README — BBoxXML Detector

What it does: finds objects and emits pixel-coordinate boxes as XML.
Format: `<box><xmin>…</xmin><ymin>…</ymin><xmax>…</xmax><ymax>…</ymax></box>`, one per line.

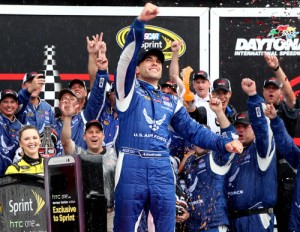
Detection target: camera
<box><xmin>37</xmin><ymin>70</ymin><xmax>45</xmax><ymax>79</ymax></box>
<box><xmin>176</xmin><ymin>206</ymin><xmax>184</xmax><ymax>216</ymax></box>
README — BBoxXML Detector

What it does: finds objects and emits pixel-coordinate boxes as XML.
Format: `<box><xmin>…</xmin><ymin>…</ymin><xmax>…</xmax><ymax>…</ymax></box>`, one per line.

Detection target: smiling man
<box><xmin>68</xmin><ymin>79</ymin><xmax>88</xmax><ymax>111</ymax></box>
<box><xmin>60</xmin><ymin>99</ymin><xmax>115</xmax><ymax>214</ymax></box>
<box><xmin>113</xmin><ymin>3</ymin><xmax>243</xmax><ymax>231</ymax></box>
<box><xmin>0</xmin><ymin>90</ymin><xmax>27</xmax><ymax>175</ymax></box>
<box><xmin>227</xmin><ymin>78</ymin><xmax>277</xmax><ymax>232</ymax></box>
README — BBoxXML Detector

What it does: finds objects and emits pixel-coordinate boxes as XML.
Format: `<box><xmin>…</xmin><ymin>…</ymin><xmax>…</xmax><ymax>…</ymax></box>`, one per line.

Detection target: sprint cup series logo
<box><xmin>116</xmin><ymin>25</ymin><xmax>186</xmax><ymax>60</ymax></box>
<box><xmin>235</xmin><ymin>24</ymin><xmax>300</xmax><ymax>56</ymax></box>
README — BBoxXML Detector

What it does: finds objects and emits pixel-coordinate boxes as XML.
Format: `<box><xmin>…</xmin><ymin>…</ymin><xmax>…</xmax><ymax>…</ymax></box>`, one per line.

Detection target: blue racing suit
<box><xmin>0</xmin><ymin>88</ymin><xmax>30</xmax><ymax>175</ymax></box>
<box><xmin>270</xmin><ymin>116</ymin><xmax>300</xmax><ymax>231</ymax></box>
<box><xmin>226</xmin><ymin>94</ymin><xmax>277</xmax><ymax>232</ymax></box>
<box><xmin>18</xmin><ymin>97</ymin><xmax>55</xmax><ymax>134</ymax></box>
<box><xmin>0</xmin><ymin>114</ymin><xmax>22</xmax><ymax>175</ymax></box>
<box><xmin>54</xmin><ymin>70</ymin><xmax>108</xmax><ymax>149</ymax></box>
<box><xmin>114</xmin><ymin>18</ymin><xmax>233</xmax><ymax>232</ymax></box>
<box><xmin>184</xmin><ymin>125</ymin><xmax>236</xmax><ymax>231</ymax></box>
<box><xmin>100</xmin><ymin>100</ymin><xmax>119</xmax><ymax>149</ymax></box>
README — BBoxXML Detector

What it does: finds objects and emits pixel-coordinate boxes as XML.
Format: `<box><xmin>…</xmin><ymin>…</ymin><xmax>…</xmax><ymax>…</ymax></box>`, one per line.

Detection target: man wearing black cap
<box><xmin>113</xmin><ymin>3</ymin><xmax>243</xmax><ymax>231</ymax></box>
<box><xmin>227</xmin><ymin>78</ymin><xmax>277</xmax><ymax>232</ymax></box>
<box><xmin>68</xmin><ymin>79</ymin><xmax>88</xmax><ymax>111</ymax></box>
<box><xmin>263</xmin><ymin>52</ymin><xmax>299</xmax><ymax>232</ymax></box>
<box><xmin>18</xmin><ymin>71</ymin><xmax>55</xmax><ymax>133</ymax></box>
<box><xmin>161</xmin><ymin>82</ymin><xmax>177</xmax><ymax>95</ymax></box>
<box><xmin>193</xmin><ymin>70</ymin><xmax>210</xmax><ymax>106</ymax></box>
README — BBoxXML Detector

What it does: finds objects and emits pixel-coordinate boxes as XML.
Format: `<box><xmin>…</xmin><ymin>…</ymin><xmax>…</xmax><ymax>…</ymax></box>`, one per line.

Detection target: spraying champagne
<box><xmin>182</xmin><ymin>66</ymin><xmax>194</xmax><ymax>101</ymax></box>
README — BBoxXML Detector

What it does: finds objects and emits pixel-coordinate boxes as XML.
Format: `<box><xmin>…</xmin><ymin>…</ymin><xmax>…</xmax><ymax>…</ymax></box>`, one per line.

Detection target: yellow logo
<box><xmin>32</xmin><ymin>190</ymin><xmax>45</xmax><ymax>215</ymax></box>
<box><xmin>116</xmin><ymin>25</ymin><xmax>186</xmax><ymax>61</ymax></box>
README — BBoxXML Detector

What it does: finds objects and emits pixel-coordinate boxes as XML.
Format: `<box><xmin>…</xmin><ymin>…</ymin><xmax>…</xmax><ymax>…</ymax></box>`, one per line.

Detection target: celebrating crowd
<box><xmin>0</xmin><ymin>2</ymin><xmax>299</xmax><ymax>232</ymax></box>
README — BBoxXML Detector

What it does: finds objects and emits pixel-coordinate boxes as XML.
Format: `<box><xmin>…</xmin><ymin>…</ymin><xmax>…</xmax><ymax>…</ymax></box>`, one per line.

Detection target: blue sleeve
<box><xmin>248</xmin><ymin>94</ymin><xmax>275</xmax><ymax>158</ymax></box>
<box><xmin>271</xmin><ymin>116</ymin><xmax>300</xmax><ymax>169</ymax></box>
<box><xmin>171</xmin><ymin>106</ymin><xmax>231</xmax><ymax>154</ymax></box>
<box><xmin>220</xmin><ymin>124</ymin><xmax>238</xmax><ymax>140</ymax></box>
<box><xmin>83</xmin><ymin>70</ymin><xmax>109</xmax><ymax>121</ymax></box>
<box><xmin>16</xmin><ymin>88</ymin><xmax>31</xmax><ymax>117</ymax></box>
<box><xmin>0</xmin><ymin>138</ymin><xmax>18</xmax><ymax>176</ymax></box>
<box><xmin>49</xmin><ymin>107</ymin><xmax>55</xmax><ymax>126</ymax></box>
<box><xmin>213</xmin><ymin>124</ymin><xmax>237</xmax><ymax>166</ymax></box>
<box><xmin>115</xmin><ymin>18</ymin><xmax>145</xmax><ymax>100</ymax></box>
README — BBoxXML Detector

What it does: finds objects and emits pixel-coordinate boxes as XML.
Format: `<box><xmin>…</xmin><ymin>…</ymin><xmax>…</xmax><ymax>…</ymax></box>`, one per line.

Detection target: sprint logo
<box><xmin>9</xmin><ymin>190</ymin><xmax>45</xmax><ymax>216</ymax></box>
<box><xmin>32</xmin><ymin>190</ymin><xmax>45</xmax><ymax>215</ymax></box>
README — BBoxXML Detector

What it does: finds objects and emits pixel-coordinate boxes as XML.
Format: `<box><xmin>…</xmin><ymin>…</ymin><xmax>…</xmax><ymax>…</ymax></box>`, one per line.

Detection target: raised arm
<box><xmin>60</xmin><ymin>100</ymin><xmax>79</xmax><ymax>155</ymax></box>
<box><xmin>171</xmin><ymin>102</ymin><xmax>243</xmax><ymax>155</ymax></box>
<box><xmin>116</xmin><ymin>3</ymin><xmax>159</xmax><ymax>102</ymax></box>
<box><xmin>209</xmin><ymin>95</ymin><xmax>230</xmax><ymax>129</ymax></box>
<box><xmin>169</xmin><ymin>41</ymin><xmax>185</xmax><ymax>96</ymax></box>
<box><xmin>242</xmin><ymin>78</ymin><xmax>275</xmax><ymax>158</ymax></box>
<box><xmin>82</xmin><ymin>39</ymin><xmax>109</xmax><ymax>121</ymax></box>
<box><xmin>265</xmin><ymin>103</ymin><xmax>300</xmax><ymax>169</ymax></box>
<box><xmin>17</xmin><ymin>74</ymin><xmax>45</xmax><ymax>117</ymax></box>
<box><xmin>87</xmin><ymin>33</ymin><xmax>106</xmax><ymax>89</ymax></box>
<box><xmin>263</xmin><ymin>52</ymin><xmax>296</xmax><ymax>109</ymax></box>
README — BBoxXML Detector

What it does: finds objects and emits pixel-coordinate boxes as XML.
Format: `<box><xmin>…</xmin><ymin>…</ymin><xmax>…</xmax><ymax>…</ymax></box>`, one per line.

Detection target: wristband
<box><xmin>273</xmin><ymin>65</ymin><xmax>280</xmax><ymax>71</ymax></box>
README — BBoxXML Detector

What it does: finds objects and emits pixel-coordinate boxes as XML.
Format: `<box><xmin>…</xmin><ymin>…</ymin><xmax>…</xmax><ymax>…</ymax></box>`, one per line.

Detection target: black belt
<box><xmin>230</xmin><ymin>208</ymin><xmax>273</xmax><ymax>218</ymax></box>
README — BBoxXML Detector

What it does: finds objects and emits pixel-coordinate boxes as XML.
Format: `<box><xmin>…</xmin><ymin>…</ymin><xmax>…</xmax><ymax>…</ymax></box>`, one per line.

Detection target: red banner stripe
<box><xmin>0</xmin><ymin>73</ymin><xmax>114</xmax><ymax>81</ymax></box>
<box><xmin>294</xmin><ymin>138</ymin><xmax>300</xmax><ymax>146</ymax></box>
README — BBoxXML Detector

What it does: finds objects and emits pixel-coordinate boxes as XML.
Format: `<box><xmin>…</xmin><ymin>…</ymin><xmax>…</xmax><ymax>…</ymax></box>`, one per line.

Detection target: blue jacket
<box><xmin>18</xmin><ymin>97</ymin><xmax>55</xmax><ymax>134</ymax></box>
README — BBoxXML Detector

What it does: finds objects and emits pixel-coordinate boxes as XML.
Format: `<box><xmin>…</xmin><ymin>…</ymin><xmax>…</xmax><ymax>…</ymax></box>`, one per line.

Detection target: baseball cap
<box><xmin>58</xmin><ymin>89</ymin><xmax>78</xmax><ymax>100</ymax></box>
<box><xmin>137</xmin><ymin>48</ymin><xmax>165</xmax><ymax>65</ymax></box>
<box><xmin>68</xmin><ymin>79</ymin><xmax>87</xmax><ymax>90</ymax></box>
<box><xmin>212</xmin><ymin>78</ymin><xmax>231</xmax><ymax>92</ymax></box>
<box><xmin>85</xmin><ymin>120</ymin><xmax>103</xmax><ymax>131</ymax></box>
<box><xmin>234</xmin><ymin>111</ymin><xmax>250</xmax><ymax>125</ymax></box>
<box><xmin>0</xmin><ymin>89</ymin><xmax>18</xmax><ymax>102</ymax></box>
<box><xmin>161</xmin><ymin>82</ymin><xmax>177</xmax><ymax>93</ymax></box>
<box><xmin>263</xmin><ymin>77</ymin><xmax>282</xmax><ymax>88</ymax></box>
<box><xmin>193</xmin><ymin>70</ymin><xmax>209</xmax><ymax>81</ymax></box>
<box><xmin>23</xmin><ymin>71</ymin><xmax>38</xmax><ymax>84</ymax></box>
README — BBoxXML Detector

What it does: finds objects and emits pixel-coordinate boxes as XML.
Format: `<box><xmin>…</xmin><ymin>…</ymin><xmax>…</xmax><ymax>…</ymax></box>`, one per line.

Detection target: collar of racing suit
<box><xmin>22</xmin><ymin>153</ymin><xmax>42</xmax><ymax>166</ymax></box>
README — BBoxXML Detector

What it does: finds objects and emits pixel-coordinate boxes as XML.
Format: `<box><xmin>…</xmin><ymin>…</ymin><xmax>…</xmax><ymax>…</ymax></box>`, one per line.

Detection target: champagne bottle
<box><xmin>182</xmin><ymin>66</ymin><xmax>194</xmax><ymax>101</ymax></box>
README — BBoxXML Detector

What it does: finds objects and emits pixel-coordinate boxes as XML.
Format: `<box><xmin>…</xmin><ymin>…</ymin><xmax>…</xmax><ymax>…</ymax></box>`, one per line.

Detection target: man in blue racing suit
<box><xmin>113</xmin><ymin>3</ymin><xmax>243</xmax><ymax>232</ymax></box>
<box><xmin>265</xmin><ymin>103</ymin><xmax>300</xmax><ymax>231</ymax></box>
<box><xmin>226</xmin><ymin>78</ymin><xmax>277</xmax><ymax>232</ymax></box>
